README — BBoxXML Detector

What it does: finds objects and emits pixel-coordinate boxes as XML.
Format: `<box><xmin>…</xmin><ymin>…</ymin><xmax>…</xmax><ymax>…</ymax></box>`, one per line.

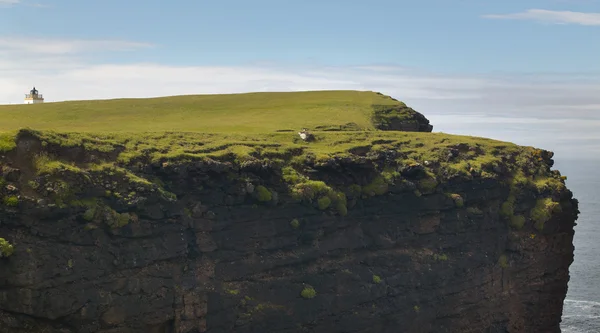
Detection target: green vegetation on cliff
<box><xmin>0</xmin><ymin>90</ymin><xmax>568</xmax><ymax>233</ymax></box>
<box><xmin>300</xmin><ymin>286</ymin><xmax>317</xmax><ymax>299</ymax></box>
<box><xmin>0</xmin><ymin>238</ymin><xmax>14</xmax><ymax>257</ymax></box>
<box><xmin>0</xmin><ymin>127</ymin><xmax>568</xmax><ymax>230</ymax></box>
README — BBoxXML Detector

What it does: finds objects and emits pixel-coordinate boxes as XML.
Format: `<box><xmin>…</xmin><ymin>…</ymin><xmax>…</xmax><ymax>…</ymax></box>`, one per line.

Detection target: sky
<box><xmin>1</xmin><ymin>0</ymin><xmax>599</xmax><ymax>161</ymax></box>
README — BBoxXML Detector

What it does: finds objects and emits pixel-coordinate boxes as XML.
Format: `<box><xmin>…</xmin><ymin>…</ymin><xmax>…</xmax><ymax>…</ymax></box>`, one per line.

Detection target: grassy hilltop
<box><xmin>0</xmin><ymin>89</ymin><xmax>492</xmax><ymax>170</ymax></box>
<box><xmin>0</xmin><ymin>90</ymin><xmax>568</xmax><ymax>231</ymax></box>
<box><xmin>0</xmin><ymin>90</ymin><xmax>419</xmax><ymax>133</ymax></box>
<box><xmin>0</xmin><ymin>90</ymin><xmax>550</xmax><ymax>179</ymax></box>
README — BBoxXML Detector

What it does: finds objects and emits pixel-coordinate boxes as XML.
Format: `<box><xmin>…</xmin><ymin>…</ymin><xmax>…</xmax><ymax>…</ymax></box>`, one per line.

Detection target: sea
<box><xmin>556</xmin><ymin>159</ymin><xmax>600</xmax><ymax>333</ymax></box>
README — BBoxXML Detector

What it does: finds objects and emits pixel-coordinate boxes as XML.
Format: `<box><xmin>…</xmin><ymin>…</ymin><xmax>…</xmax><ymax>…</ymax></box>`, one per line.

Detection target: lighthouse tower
<box><xmin>24</xmin><ymin>86</ymin><xmax>44</xmax><ymax>104</ymax></box>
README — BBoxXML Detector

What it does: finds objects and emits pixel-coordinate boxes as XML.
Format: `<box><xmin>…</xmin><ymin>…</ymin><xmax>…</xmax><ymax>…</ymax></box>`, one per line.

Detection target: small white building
<box><xmin>24</xmin><ymin>86</ymin><xmax>44</xmax><ymax>104</ymax></box>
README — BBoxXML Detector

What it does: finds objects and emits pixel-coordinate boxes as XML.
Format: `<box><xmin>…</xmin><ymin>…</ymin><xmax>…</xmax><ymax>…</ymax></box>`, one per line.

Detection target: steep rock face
<box><xmin>371</xmin><ymin>102</ymin><xmax>433</xmax><ymax>132</ymax></box>
<box><xmin>0</xmin><ymin>130</ymin><xmax>578</xmax><ymax>333</ymax></box>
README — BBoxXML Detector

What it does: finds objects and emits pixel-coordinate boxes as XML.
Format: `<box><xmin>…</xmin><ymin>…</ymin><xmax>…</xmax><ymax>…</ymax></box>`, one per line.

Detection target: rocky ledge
<box><xmin>0</xmin><ymin>128</ymin><xmax>578</xmax><ymax>333</ymax></box>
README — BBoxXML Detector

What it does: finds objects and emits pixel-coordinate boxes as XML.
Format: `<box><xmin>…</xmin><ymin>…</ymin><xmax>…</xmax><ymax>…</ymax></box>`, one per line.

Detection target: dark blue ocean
<box><xmin>556</xmin><ymin>159</ymin><xmax>600</xmax><ymax>333</ymax></box>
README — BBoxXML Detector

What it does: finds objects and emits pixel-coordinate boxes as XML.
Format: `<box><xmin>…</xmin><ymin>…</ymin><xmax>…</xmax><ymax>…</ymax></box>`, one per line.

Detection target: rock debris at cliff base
<box><xmin>0</xmin><ymin>127</ymin><xmax>578</xmax><ymax>333</ymax></box>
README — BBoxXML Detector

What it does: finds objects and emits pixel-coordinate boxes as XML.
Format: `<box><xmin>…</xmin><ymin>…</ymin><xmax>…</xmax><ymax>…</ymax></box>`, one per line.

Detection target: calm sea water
<box><xmin>555</xmin><ymin>159</ymin><xmax>600</xmax><ymax>333</ymax></box>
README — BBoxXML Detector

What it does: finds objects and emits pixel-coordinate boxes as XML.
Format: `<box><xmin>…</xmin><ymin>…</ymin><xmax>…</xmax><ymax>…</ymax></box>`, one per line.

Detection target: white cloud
<box><xmin>0</xmin><ymin>37</ymin><xmax>153</xmax><ymax>55</ymax></box>
<box><xmin>483</xmin><ymin>9</ymin><xmax>600</xmax><ymax>26</ymax></box>
<box><xmin>0</xmin><ymin>0</ymin><xmax>19</xmax><ymax>7</ymax></box>
<box><xmin>351</xmin><ymin>65</ymin><xmax>406</xmax><ymax>72</ymax></box>
<box><xmin>0</xmin><ymin>0</ymin><xmax>50</xmax><ymax>7</ymax></box>
<box><xmin>0</xmin><ymin>36</ymin><xmax>599</xmax><ymax>161</ymax></box>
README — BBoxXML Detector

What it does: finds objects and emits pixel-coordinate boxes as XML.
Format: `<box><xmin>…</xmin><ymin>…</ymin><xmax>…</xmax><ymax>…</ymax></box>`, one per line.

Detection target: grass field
<box><xmin>0</xmin><ymin>90</ymin><xmax>406</xmax><ymax>133</ymax></box>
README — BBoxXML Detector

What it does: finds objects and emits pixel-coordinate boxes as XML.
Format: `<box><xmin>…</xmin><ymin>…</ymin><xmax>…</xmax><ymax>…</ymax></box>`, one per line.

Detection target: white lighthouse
<box><xmin>24</xmin><ymin>86</ymin><xmax>44</xmax><ymax>104</ymax></box>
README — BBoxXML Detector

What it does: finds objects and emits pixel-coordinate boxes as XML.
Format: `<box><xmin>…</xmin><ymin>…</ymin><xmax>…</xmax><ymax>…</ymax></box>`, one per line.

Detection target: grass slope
<box><xmin>0</xmin><ymin>90</ymin><xmax>404</xmax><ymax>133</ymax></box>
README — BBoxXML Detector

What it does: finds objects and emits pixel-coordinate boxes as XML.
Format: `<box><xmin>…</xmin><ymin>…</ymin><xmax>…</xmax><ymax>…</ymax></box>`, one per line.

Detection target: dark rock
<box><xmin>448</xmin><ymin>148</ymin><xmax>460</xmax><ymax>158</ymax></box>
<box><xmin>0</xmin><ymin>148</ymin><xmax>579</xmax><ymax>333</ymax></box>
<box><xmin>400</xmin><ymin>163</ymin><xmax>426</xmax><ymax>179</ymax></box>
<box><xmin>0</xmin><ymin>166</ymin><xmax>21</xmax><ymax>182</ymax></box>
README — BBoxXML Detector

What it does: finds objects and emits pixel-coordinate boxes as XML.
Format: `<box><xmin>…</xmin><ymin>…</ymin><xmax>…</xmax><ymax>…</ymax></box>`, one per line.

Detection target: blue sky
<box><xmin>1</xmin><ymin>0</ymin><xmax>600</xmax><ymax>160</ymax></box>
<box><xmin>3</xmin><ymin>0</ymin><xmax>600</xmax><ymax>72</ymax></box>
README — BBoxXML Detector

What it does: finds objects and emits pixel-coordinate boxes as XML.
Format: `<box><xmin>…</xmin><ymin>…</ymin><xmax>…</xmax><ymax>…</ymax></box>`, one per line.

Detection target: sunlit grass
<box><xmin>0</xmin><ymin>90</ymin><xmax>405</xmax><ymax>133</ymax></box>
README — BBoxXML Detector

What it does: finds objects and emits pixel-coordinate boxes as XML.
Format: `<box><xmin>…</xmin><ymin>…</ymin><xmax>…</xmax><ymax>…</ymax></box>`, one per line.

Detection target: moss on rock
<box><xmin>510</xmin><ymin>215</ymin><xmax>526</xmax><ymax>230</ymax></box>
<box><xmin>317</xmin><ymin>196</ymin><xmax>331</xmax><ymax>210</ymax></box>
<box><xmin>2</xmin><ymin>195</ymin><xmax>18</xmax><ymax>207</ymax></box>
<box><xmin>531</xmin><ymin>198</ymin><xmax>561</xmax><ymax>231</ymax></box>
<box><xmin>0</xmin><ymin>122</ymin><xmax>570</xmax><ymax>226</ymax></box>
<box><xmin>448</xmin><ymin>193</ymin><xmax>464</xmax><ymax>208</ymax></box>
<box><xmin>255</xmin><ymin>185</ymin><xmax>273</xmax><ymax>202</ymax></box>
<box><xmin>0</xmin><ymin>238</ymin><xmax>14</xmax><ymax>257</ymax></box>
<box><xmin>362</xmin><ymin>176</ymin><xmax>388</xmax><ymax>197</ymax></box>
<box><xmin>300</xmin><ymin>286</ymin><xmax>317</xmax><ymax>299</ymax></box>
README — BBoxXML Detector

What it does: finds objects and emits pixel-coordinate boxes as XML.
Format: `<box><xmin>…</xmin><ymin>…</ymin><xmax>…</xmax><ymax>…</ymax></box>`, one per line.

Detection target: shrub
<box><xmin>317</xmin><ymin>196</ymin><xmax>331</xmax><ymax>210</ymax></box>
<box><xmin>226</xmin><ymin>289</ymin><xmax>239</xmax><ymax>295</ymax></box>
<box><xmin>116</xmin><ymin>213</ymin><xmax>130</xmax><ymax>228</ymax></box>
<box><xmin>290</xmin><ymin>218</ymin><xmax>300</xmax><ymax>229</ymax></box>
<box><xmin>466</xmin><ymin>207</ymin><xmax>483</xmax><ymax>215</ymax></box>
<box><xmin>84</xmin><ymin>223</ymin><xmax>98</xmax><ymax>230</ymax></box>
<box><xmin>255</xmin><ymin>185</ymin><xmax>272</xmax><ymax>202</ymax></box>
<box><xmin>3</xmin><ymin>195</ymin><xmax>18</xmax><ymax>207</ymax></box>
<box><xmin>500</xmin><ymin>195</ymin><xmax>515</xmax><ymax>219</ymax></box>
<box><xmin>347</xmin><ymin>184</ymin><xmax>362</xmax><ymax>197</ymax></box>
<box><xmin>83</xmin><ymin>207</ymin><xmax>96</xmax><ymax>221</ymax></box>
<box><xmin>530</xmin><ymin>198</ymin><xmax>560</xmax><ymax>230</ymax></box>
<box><xmin>336</xmin><ymin>202</ymin><xmax>348</xmax><ymax>216</ymax></box>
<box><xmin>282</xmin><ymin>167</ymin><xmax>302</xmax><ymax>184</ymax></box>
<box><xmin>382</xmin><ymin>167</ymin><xmax>400</xmax><ymax>183</ymax></box>
<box><xmin>0</xmin><ymin>134</ymin><xmax>16</xmax><ymax>153</ymax></box>
<box><xmin>291</xmin><ymin>181</ymin><xmax>347</xmax><ymax>215</ymax></box>
<box><xmin>498</xmin><ymin>254</ymin><xmax>508</xmax><ymax>268</ymax></box>
<box><xmin>418</xmin><ymin>176</ymin><xmax>438</xmax><ymax>193</ymax></box>
<box><xmin>449</xmin><ymin>194</ymin><xmax>464</xmax><ymax>207</ymax></box>
<box><xmin>27</xmin><ymin>180</ymin><xmax>39</xmax><ymax>189</ymax></box>
<box><xmin>103</xmin><ymin>207</ymin><xmax>132</xmax><ymax>229</ymax></box>
<box><xmin>510</xmin><ymin>215</ymin><xmax>526</xmax><ymax>229</ymax></box>
<box><xmin>362</xmin><ymin>176</ymin><xmax>388</xmax><ymax>196</ymax></box>
<box><xmin>300</xmin><ymin>286</ymin><xmax>317</xmax><ymax>299</ymax></box>
<box><xmin>372</xmin><ymin>275</ymin><xmax>382</xmax><ymax>284</ymax></box>
<box><xmin>291</xmin><ymin>180</ymin><xmax>330</xmax><ymax>201</ymax></box>
<box><xmin>0</xmin><ymin>238</ymin><xmax>14</xmax><ymax>257</ymax></box>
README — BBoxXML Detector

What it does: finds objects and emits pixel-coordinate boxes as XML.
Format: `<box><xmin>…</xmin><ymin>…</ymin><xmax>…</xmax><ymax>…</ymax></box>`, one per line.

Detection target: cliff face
<box><xmin>371</xmin><ymin>103</ymin><xmax>433</xmax><ymax>132</ymax></box>
<box><xmin>0</xmin><ymin>129</ymin><xmax>578</xmax><ymax>333</ymax></box>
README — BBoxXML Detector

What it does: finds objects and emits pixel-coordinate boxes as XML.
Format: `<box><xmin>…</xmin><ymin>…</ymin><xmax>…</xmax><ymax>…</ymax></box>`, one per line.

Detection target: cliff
<box><xmin>0</xmin><ymin>92</ymin><xmax>578</xmax><ymax>333</ymax></box>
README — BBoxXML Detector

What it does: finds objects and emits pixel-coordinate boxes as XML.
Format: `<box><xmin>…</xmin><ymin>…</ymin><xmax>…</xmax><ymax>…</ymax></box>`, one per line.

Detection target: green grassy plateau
<box><xmin>0</xmin><ymin>89</ymin><xmax>497</xmax><ymax>170</ymax></box>
<box><xmin>0</xmin><ymin>90</ymin><xmax>568</xmax><ymax>232</ymax></box>
<box><xmin>0</xmin><ymin>90</ymin><xmax>409</xmax><ymax>133</ymax></box>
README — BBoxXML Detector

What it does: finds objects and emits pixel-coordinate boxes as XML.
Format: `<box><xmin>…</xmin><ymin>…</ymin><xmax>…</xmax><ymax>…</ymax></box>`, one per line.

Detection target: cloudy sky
<box><xmin>1</xmin><ymin>0</ymin><xmax>599</xmax><ymax>161</ymax></box>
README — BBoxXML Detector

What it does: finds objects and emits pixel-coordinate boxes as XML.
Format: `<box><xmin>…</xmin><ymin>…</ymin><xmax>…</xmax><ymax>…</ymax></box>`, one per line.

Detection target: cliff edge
<box><xmin>0</xmin><ymin>91</ymin><xmax>578</xmax><ymax>333</ymax></box>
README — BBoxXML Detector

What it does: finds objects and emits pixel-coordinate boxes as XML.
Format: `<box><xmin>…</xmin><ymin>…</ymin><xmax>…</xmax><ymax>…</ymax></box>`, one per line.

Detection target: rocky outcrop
<box><xmin>371</xmin><ymin>104</ymin><xmax>433</xmax><ymax>132</ymax></box>
<box><xmin>0</xmin><ymin>129</ymin><xmax>578</xmax><ymax>333</ymax></box>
